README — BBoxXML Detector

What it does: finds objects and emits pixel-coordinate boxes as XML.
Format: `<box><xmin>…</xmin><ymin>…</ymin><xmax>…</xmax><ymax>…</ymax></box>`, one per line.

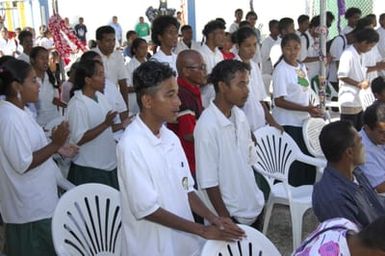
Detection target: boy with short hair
<box><xmin>195</xmin><ymin>60</ymin><xmax>265</xmax><ymax>227</ymax></box>
<box><xmin>372</xmin><ymin>76</ymin><xmax>385</xmax><ymax>102</ymax></box>
<box><xmin>117</xmin><ymin>61</ymin><xmax>244</xmax><ymax>256</ymax></box>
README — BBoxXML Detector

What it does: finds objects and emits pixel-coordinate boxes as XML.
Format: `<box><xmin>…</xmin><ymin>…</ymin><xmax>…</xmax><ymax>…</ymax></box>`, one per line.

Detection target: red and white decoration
<box><xmin>48</xmin><ymin>14</ymin><xmax>87</xmax><ymax>65</ymax></box>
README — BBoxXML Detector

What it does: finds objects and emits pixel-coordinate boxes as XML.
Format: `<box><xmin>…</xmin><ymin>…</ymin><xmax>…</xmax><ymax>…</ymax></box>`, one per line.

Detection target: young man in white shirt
<box><xmin>198</xmin><ymin>20</ymin><xmax>225</xmax><ymax>108</ymax></box>
<box><xmin>260</xmin><ymin>19</ymin><xmax>279</xmax><ymax>75</ymax></box>
<box><xmin>92</xmin><ymin>25</ymin><xmax>129</xmax><ymax>111</ymax></box>
<box><xmin>117</xmin><ymin>61</ymin><xmax>244</xmax><ymax>256</ymax></box>
<box><xmin>338</xmin><ymin>28</ymin><xmax>384</xmax><ymax>130</ymax></box>
<box><xmin>342</xmin><ymin>7</ymin><xmax>362</xmax><ymax>35</ymax></box>
<box><xmin>195</xmin><ymin>60</ymin><xmax>265</xmax><ymax>228</ymax></box>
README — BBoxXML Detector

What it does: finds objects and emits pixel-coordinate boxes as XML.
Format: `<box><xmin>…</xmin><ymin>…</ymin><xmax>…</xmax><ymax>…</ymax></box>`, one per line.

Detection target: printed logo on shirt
<box><xmin>296</xmin><ymin>68</ymin><xmax>309</xmax><ymax>88</ymax></box>
<box><xmin>182</xmin><ymin>176</ymin><xmax>189</xmax><ymax>190</ymax></box>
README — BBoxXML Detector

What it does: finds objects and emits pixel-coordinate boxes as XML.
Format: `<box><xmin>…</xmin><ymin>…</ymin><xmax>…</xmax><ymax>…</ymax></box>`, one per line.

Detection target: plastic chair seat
<box><xmin>270</xmin><ymin>183</ymin><xmax>313</xmax><ymax>205</ymax></box>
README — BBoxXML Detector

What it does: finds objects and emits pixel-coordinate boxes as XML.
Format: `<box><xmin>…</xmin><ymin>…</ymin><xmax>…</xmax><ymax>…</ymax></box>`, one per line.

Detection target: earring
<box><xmin>17</xmin><ymin>90</ymin><xmax>21</xmax><ymax>101</ymax></box>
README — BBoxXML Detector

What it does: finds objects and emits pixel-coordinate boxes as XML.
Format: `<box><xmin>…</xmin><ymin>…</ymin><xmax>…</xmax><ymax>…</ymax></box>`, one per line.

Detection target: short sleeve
<box><xmin>0</xmin><ymin>118</ymin><xmax>33</xmax><ymax>173</ymax></box>
<box><xmin>117</xmin><ymin>143</ymin><xmax>160</xmax><ymax>219</ymax></box>
<box><xmin>194</xmin><ymin>122</ymin><xmax>219</xmax><ymax>189</ymax></box>
<box><xmin>337</xmin><ymin>50</ymin><xmax>352</xmax><ymax>78</ymax></box>
<box><xmin>272</xmin><ymin>65</ymin><xmax>288</xmax><ymax>98</ymax></box>
<box><xmin>66</xmin><ymin>100</ymin><xmax>90</xmax><ymax>144</ymax></box>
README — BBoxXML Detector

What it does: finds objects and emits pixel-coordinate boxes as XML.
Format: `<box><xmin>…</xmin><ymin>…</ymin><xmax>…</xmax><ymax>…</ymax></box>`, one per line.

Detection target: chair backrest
<box><xmin>200</xmin><ymin>224</ymin><xmax>281</xmax><ymax>256</ymax></box>
<box><xmin>359</xmin><ymin>88</ymin><xmax>376</xmax><ymax>110</ymax></box>
<box><xmin>51</xmin><ymin>183</ymin><xmax>121</xmax><ymax>256</ymax></box>
<box><xmin>253</xmin><ymin>127</ymin><xmax>300</xmax><ymax>183</ymax></box>
<box><xmin>303</xmin><ymin>118</ymin><xmax>327</xmax><ymax>158</ymax></box>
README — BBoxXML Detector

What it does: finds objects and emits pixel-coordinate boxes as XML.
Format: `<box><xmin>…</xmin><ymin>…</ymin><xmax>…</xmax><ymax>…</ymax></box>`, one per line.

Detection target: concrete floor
<box><xmin>265</xmin><ymin>204</ymin><xmax>319</xmax><ymax>256</ymax></box>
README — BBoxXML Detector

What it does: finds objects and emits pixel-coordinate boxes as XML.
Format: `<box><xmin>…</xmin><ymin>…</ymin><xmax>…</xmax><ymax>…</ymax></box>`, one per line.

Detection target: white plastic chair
<box><xmin>359</xmin><ymin>88</ymin><xmax>375</xmax><ymax>110</ymax></box>
<box><xmin>200</xmin><ymin>224</ymin><xmax>281</xmax><ymax>256</ymax></box>
<box><xmin>309</xmin><ymin>90</ymin><xmax>332</xmax><ymax>122</ymax></box>
<box><xmin>51</xmin><ymin>183</ymin><xmax>121</xmax><ymax>256</ymax></box>
<box><xmin>252</xmin><ymin>127</ymin><xmax>326</xmax><ymax>250</ymax></box>
<box><xmin>302</xmin><ymin>118</ymin><xmax>327</xmax><ymax>158</ymax></box>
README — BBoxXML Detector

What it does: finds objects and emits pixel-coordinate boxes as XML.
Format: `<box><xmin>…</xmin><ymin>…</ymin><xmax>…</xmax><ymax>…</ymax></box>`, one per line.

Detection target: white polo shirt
<box><xmin>92</xmin><ymin>47</ymin><xmax>128</xmax><ymax>86</ymax></box>
<box><xmin>329</xmin><ymin>34</ymin><xmax>348</xmax><ymax>83</ymax></box>
<box><xmin>0</xmin><ymin>101</ymin><xmax>58</xmax><ymax>223</ymax></box>
<box><xmin>272</xmin><ymin>60</ymin><xmax>311</xmax><ymax>126</ymax></box>
<box><xmin>199</xmin><ymin>44</ymin><xmax>224</xmax><ymax>108</ymax></box>
<box><xmin>174</xmin><ymin>40</ymin><xmax>201</xmax><ymax>55</ymax></box>
<box><xmin>338</xmin><ymin>45</ymin><xmax>367</xmax><ymax>111</ymax></box>
<box><xmin>35</xmin><ymin>74</ymin><xmax>62</xmax><ymax>129</ymax></box>
<box><xmin>126</xmin><ymin>57</ymin><xmax>145</xmax><ymax>114</ymax></box>
<box><xmin>66</xmin><ymin>90</ymin><xmax>117</xmax><ymax>170</ymax></box>
<box><xmin>363</xmin><ymin>45</ymin><xmax>382</xmax><ymax>82</ymax></box>
<box><xmin>235</xmin><ymin>56</ymin><xmax>267</xmax><ymax>131</ymax></box>
<box><xmin>151</xmin><ymin>49</ymin><xmax>178</xmax><ymax>73</ymax></box>
<box><xmin>269</xmin><ymin>37</ymin><xmax>282</xmax><ymax>68</ymax></box>
<box><xmin>261</xmin><ymin>35</ymin><xmax>277</xmax><ymax>75</ymax></box>
<box><xmin>117</xmin><ymin>116</ymin><xmax>203</xmax><ymax>256</ymax></box>
<box><xmin>195</xmin><ymin>102</ymin><xmax>265</xmax><ymax>224</ymax></box>
<box><xmin>377</xmin><ymin>27</ymin><xmax>385</xmax><ymax>59</ymax></box>
<box><xmin>104</xmin><ymin>78</ymin><xmax>127</xmax><ymax>114</ymax></box>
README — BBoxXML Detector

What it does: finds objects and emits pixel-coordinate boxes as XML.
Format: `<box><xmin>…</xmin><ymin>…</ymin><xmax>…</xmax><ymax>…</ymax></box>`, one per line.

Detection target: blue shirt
<box><xmin>359</xmin><ymin>129</ymin><xmax>385</xmax><ymax>188</ymax></box>
<box><xmin>312</xmin><ymin>165</ymin><xmax>385</xmax><ymax>227</ymax></box>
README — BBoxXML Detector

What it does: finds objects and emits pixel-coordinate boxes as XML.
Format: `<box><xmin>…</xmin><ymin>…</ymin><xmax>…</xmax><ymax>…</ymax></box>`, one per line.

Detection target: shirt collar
<box><xmin>209</xmin><ymin>101</ymin><xmax>245</xmax><ymax>128</ymax></box>
<box><xmin>135</xmin><ymin>114</ymin><xmax>174</xmax><ymax>147</ymax></box>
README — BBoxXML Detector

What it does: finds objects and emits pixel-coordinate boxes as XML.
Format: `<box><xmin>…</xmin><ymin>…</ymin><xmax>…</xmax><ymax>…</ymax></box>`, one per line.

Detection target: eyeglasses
<box><xmin>186</xmin><ymin>64</ymin><xmax>207</xmax><ymax>71</ymax></box>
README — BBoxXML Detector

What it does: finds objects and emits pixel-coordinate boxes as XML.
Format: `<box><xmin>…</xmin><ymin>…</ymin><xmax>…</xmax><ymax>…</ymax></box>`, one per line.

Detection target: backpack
<box><xmin>326</xmin><ymin>34</ymin><xmax>346</xmax><ymax>54</ymax></box>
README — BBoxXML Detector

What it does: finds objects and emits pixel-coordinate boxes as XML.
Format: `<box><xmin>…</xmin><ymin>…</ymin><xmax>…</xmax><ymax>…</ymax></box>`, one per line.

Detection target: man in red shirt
<box><xmin>169</xmin><ymin>49</ymin><xmax>207</xmax><ymax>180</ymax></box>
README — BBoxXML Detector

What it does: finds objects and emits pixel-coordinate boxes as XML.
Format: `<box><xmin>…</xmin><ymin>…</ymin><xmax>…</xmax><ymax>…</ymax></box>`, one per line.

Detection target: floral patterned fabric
<box><xmin>293</xmin><ymin>218</ymin><xmax>359</xmax><ymax>256</ymax></box>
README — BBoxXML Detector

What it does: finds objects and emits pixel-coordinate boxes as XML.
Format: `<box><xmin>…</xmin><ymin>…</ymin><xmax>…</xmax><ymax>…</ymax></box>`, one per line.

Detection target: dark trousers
<box><xmin>283</xmin><ymin>126</ymin><xmax>316</xmax><ymax>187</ymax></box>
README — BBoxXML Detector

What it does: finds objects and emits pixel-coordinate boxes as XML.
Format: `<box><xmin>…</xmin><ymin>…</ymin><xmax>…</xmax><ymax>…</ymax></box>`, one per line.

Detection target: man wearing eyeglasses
<box><xmin>168</xmin><ymin>49</ymin><xmax>207</xmax><ymax>181</ymax></box>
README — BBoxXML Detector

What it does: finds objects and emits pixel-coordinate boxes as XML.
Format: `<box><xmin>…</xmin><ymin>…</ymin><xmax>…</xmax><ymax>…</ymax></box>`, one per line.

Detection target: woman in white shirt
<box><xmin>234</xmin><ymin>26</ymin><xmax>282</xmax><ymax>132</ymax></box>
<box><xmin>66</xmin><ymin>59</ymin><xmax>119</xmax><ymax>189</ymax></box>
<box><xmin>30</xmin><ymin>46</ymin><xmax>65</xmax><ymax>129</ymax></box>
<box><xmin>0</xmin><ymin>58</ymin><xmax>69</xmax><ymax>255</ymax></box>
<box><xmin>272</xmin><ymin>33</ymin><xmax>322</xmax><ymax>186</ymax></box>
<box><xmin>126</xmin><ymin>37</ymin><xmax>148</xmax><ymax>114</ymax></box>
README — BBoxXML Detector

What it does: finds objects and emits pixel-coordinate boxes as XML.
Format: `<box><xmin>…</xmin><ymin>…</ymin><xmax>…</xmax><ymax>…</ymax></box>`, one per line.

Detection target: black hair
<box><xmin>372</xmin><ymin>76</ymin><xmax>385</xmax><ymax>96</ymax></box>
<box><xmin>0</xmin><ymin>58</ymin><xmax>32</xmax><ymax>96</ymax></box>
<box><xmin>319</xmin><ymin>120</ymin><xmax>356</xmax><ymax>162</ymax></box>
<box><xmin>327</xmin><ymin>11</ymin><xmax>335</xmax><ymax>22</ymax></box>
<box><xmin>355</xmin><ymin>27</ymin><xmax>379</xmax><ymax>44</ymax></box>
<box><xmin>363</xmin><ymin>101</ymin><xmax>385</xmax><ymax>129</ymax></box>
<box><xmin>88</xmin><ymin>39</ymin><xmax>97</xmax><ymax>49</ymax></box>
<box><xmin>234</xmin><ymin>26</ymin><xmax>256</xmax><ymax>45</ymax></box>
<box><xmin>151</xmin><ymin>15</ymin><xmax>178</xmax><ymax>46</ymax></box>
<box><xmin>357</xmin><ymin>216</ymin><xmax>385</xmax><ymax>251</ymax></box>
<box><xmin>209</xmin><ymin>59</ymin><xmax>250</xmax><ymax>93</ymax></box>
<box><xmin>297</xmin><ymin>14</ymin><xmax>310</xmax><ymax>25</ymax></box>
<box><xmin>125</xmin><ymin>30</ymin><xmax>137</xmax><ymax>40</ymax></box>
<box><xmin>245</xmin><ymin>11</ymin><xmax>257</xmax><ymax>20</ymax></box>
<box><xmin>345</xmin><ymin>7</ymin><xmax>362</xmax><ymax>19</ymax></box>
<box><xmin>273</xmin><ymin>33</ymin><xmax>301</xmax><ymax>68</ymax></box>
<box><xmin>310</xmin><ymin>16</ymin><xmax>320</xmax><ymax>28</ymax></box>
<box><xmin>131</xmin><ymin>37</ymin><xmax>147</xmax><ymax>56</ymax></box>
<box><xmin>235</xmin><ymin>8</ymin><xmax>243</xmax><ymax>14</ymax></box>
<box><xmin>70</xmin><ymin>59</ymin><xmax>103</xmax><ymax>98</ymax></box>
<box><xmin>80</xmin><ymin>51</ymin><xmax>101</xmax><ymax>62</ymax></box>
<box><xmin>180</xmin><ymin>25</ymin><xmax>192</xmax><ymax>32</ymax></box>
<box><xmin>215</xmin><ymin>17</ymin><xmax>226</xmax><ymax>26</ymax></box>
<box><xmin>354</xmin><ymin>17</ymin><xmax>374</xmax><ymax>32</ymax></box>
<box><xmin>239</xmin><ymin>20</ymin><xmax>251</xmax><ymax>28</ymax></box>
<box><xmin>202</xmin><ymin>19</ymin><xmax>226</xmax><ymax>38</ymax></box>
<box><xmin>96</xmin><ymin>25</ymin><xmax>115</xmax><ymax>41</ymax></box>
<box><xmin>30</xmin><ymin>46</ymin><xmax>59</xmax><ymax>89</ymax></box>
<box><xmin>278</xmin><ymin>17</ymin><xmax>294</xmax><ymax>33</ymax></box>
<box><xmin>380</xmin><ymin>13</ymin><xmax>385</xmax><ymax>22</ymax></box>
<box><xmin>269</xmin><ymin>20</ymin><xmax>279</xmax><ymax>30</ymax></box>
<box><xmin>18</xmin><ymin>30</ymin><xmax>33</xmax><ymax>44</ymax></box>
<box><xmin>133</xmin><ymin>61</ymin><xmax>175</xmax><ymax>109</ymax></box>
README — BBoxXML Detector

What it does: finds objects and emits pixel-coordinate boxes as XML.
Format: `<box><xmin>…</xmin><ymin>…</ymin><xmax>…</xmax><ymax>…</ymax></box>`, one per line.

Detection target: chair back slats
<box><xmin>52</xmin><ymin>183</ymin><xmax>121</xmax><ymax>256</ymax></box>
<box><xmin>201</xmin><ymin>224</ymin><xmax>280</xmax><ymax>256</ymax></box>
<box><xmin>254</xmin><ymin>129</ymin><xmax>295</xmax><ymax>182</ymax></box>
